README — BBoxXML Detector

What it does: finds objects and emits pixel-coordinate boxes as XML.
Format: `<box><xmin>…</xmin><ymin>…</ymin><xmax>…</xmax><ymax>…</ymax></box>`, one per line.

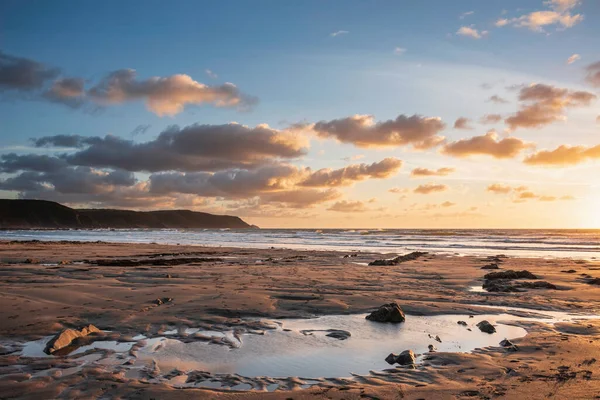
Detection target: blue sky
<box><xmin>1</xmin><ymin>0</ymin><xmax>599</xmax><ymax>228</ymax></box>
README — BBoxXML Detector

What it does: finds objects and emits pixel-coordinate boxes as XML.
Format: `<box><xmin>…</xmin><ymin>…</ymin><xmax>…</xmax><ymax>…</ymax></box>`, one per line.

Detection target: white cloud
<box><xmin>566</xmin><ymin>54</ymin><xmax>581</xmax><ymax>64</ymax></box>
<box><xmin>460</xmin><ymin>11</ymin><xmax>474</xmax><ymax>19</ymax></box>
<box><xmin>330</xmin><ymin>30</ymin><xmax>349</xmax><ymax>37</ymax></box>
<box><xmin>456</xmin><ymin>26</ymin><xmax>488</xmax><ymax>39</ymax></box>
<box><xmin>394</xmin><ymin>47</ymin><xmax>407</xmax><ymax>55</ymax></box>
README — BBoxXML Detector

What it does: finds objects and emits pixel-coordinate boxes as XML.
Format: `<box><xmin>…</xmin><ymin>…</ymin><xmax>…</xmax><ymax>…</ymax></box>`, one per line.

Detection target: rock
<box><xmin>385</xmin><ymin>350</ymin><xmax>416</xmax><ymax>365</ymax></box>
<box><xmin>435</xmin><ymin>335</ymin><xmax>442</xmax><ymax>343</ymax></box>
<box><xmin>385</xmin><ymin>353</ymin><xmax>398</xmax><ymax>364</ymax></box>
<box><xmin>428</xmin><ymin>344</ymin><xmax>437</xmax><ymax>352</ymax></box>
<box><xmin>483</xmin><ymin>279</ymin><xmax>523</xmax><ymax>293</ymax></box>
<box><xmin>561</xmin><ymin>269</ymin><xmax>577</xmax><ymax>273</ymax></box>
<box><xmin>369</xmin><ymin>251</ymin><xmax>428</xmax><ymax>266</ymax></box>
<box><xmin>44</xmin><ymin>324</ymin><xmax>100</xmax><ymax>354</ymax></box>
<box><xmin>500</xmin><ymin>338</ymin><xmax>518</xmax><ymax>350</ymax></box>
<box><xmin>396</xmin><ymin>350</ymin><xmax>416</xmax><ymax>365</ymax></box>
<box><xmin>457</xmin><ymin>321</ymin><xmax>467</xmax><ymax>326</ymax></box>
<box><xmin>325</xmin><ymin>330</ymin><xmax>351</xmax><ymax>340</ymax></box>
<box><xmin>476</xmin><ymin>320</ymin><xmax>496</xmax><ymax>334</ymax></box>
<box><xmin>153</xmin><ymin>297</ymin><xmax>173</xmax><ymax>306</ymax></box>
<box><xmin>481</xmin><ymin>263</ymin><xmax>499</xmax><ymax>270</ymax></box>
<box><xmin>365</xmin><ymin>303</ymin><xmax>406</xmax><ymax>323</ymax></box>
<box><xmin>586</xmin><ymin>278</ymin><xmax>600</xmax><ymax>285</ymax></box>
<box><xmin>519</xmin><ymin>281</ymin><xmax>557</xmax><ymax>290</ymax></box>
<box><xmin>24</xmin><ymin>258</ymin><xmax>40</xmax><ymax>264</ymax></box>
<box><xmin>483</xmin><ymin>270</ymin><xmax>538</xmax><ymax>281</ymax></box>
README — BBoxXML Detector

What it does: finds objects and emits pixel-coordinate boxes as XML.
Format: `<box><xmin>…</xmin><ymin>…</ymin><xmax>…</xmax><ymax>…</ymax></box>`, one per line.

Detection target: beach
<box><xmin>1</xmin><ymin>239</ymin><xmax>600</xmax><ymax>399</ymax></box>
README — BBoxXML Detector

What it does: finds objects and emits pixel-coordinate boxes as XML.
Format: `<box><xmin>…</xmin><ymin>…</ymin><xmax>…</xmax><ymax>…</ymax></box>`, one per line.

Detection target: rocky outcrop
<box><xmin>44</xmin><ymin>324</ymin><xmax>100</xmax><ymax>354</ymax></box>
<box><xmin>365</xmin><ymin>303</ymin><xmax>406</xmax><ymax>323</ymax></box>
<box><xmin>476</xmin><ymin>320</ymin><xmax>496</xmax><ymax>334</ymax></box>
<box><xmin>481</xmin><ymin>263</ymin><xmax>499</xmax><ymax>270</ymax></box>
<box><xmin>369</xmin><ymin>252</ymin><xmax>428</xmax><ymax>266</ymax></box>
<box><xmin>385</xmin><ymin>350</ymin><xmax>416</xmax><ymax>366</ymax></box>
<box><xmin>484</xmin><ymin>270</ymin><xmax>537</xmax><ymax>280</ymax></box>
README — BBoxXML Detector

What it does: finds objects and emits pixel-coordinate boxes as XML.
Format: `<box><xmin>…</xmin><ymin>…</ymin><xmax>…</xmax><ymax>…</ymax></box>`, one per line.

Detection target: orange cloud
<box><xmin>454</xmin><ymin>117</ymin><xmax>473</xmax><ymax>130</ymax></box>
<box><xmin>327</xmin><ymin>200</ymin><xmax>368</xmax><ymax>212</ymax></box>
<box><xmin>524</xmin><ymin>144</ymin><xmax>600</xmax><ymax>166</ymax></box>
<box><xmin>480</xmin><ymin>114</ymin><xmax>503</xmax><ymax>124</ymax></box>
<box><xmin>411</xmin><ymin>167</ymin><xmax>455</xmax><ymax>177</ymax></box>
<box><xmin>487</xmin><ymin>183</ymin><xmax>513</xmax><ymax>194</ymax></box>
<box><xmin>441</xmin><ymin>131</ymin><xmax>533</xmax><ymax>159</ymax></box>
<box><xmin>414</xmin><ymin>183</ymin><xmax>448</xmax><ymax>194</ymax></box>
<box><xmin>310</xmin><ymin>114</ymin><xmax>446</xmax><ymax>150</ymax></box>
<box><xmin>505</xmin><ymin>83</ymin><xmax>596</xmax><ymax>131</ymax></box>
<box><xmin>300</xmin><ymin>157</ymin><xmax>402</xmax><ymax>187</ymax></box>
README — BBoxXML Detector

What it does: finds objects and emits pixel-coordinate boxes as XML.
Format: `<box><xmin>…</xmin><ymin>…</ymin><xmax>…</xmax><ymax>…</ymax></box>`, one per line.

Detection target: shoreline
<box><xmin>2</xmin><ymin>240</ymin><xmax>600</xmax><ymax>398</ymax></box>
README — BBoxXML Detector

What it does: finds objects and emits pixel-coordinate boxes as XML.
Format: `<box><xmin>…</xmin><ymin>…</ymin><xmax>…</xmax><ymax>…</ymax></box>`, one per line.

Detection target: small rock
<box><xmin>428</xmin><ymin>344</ymin><xmax>436</xmax><ymax>352</ymax></box>
<box><xmin>365</xmin><ymin>303</ymin><xmax>406</xmax><ymax>323</ymax></box>
<box><xmin>500</xmin><ymin>338</ymin><xmax>515</xmax><ymax>347</ymax></box>
<box><xmin>481</xmin><ymin>263</ymin><xmax>499</xmax><ymax>270</ymax></box>
<box><xmin>477</xmin><ymin>320</ymin><xmax>496</xmax><ymax>334</ymax></box>
<box><xmin>435</xmin><ymin>335</ymin><xmax>442</xmax><ymax>343</ymax></box>
<box><xmin>385</xmin><ymin>353</ymin><xmax>398</xmax><ymax>364</ymax></box>
<box><xmin>457</xmin><ymin>321</ymin><xmax>467</xmax><ymax>326</ymax></box>
<box><xmin>325</xmin><ymin>330</ymin><xmax>351</xmax><ymax>340</ymax></box>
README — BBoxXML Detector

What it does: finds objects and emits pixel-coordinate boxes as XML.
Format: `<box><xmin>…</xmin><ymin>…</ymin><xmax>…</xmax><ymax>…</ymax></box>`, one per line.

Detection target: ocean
<box><xmin>1</xmin><ymin>229</ymin><xmax>599</xmax><ymax>259</ymax></box>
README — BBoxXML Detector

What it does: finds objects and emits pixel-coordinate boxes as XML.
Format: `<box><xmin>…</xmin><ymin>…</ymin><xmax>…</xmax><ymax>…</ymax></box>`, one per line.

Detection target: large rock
<box><xmin>44</xmin><ymin>324</ymin><xmax>100</xmax><ymax>354</ymax></box>
<box><xmin>366</xmin><ymin>303</ymin><xmax>406</xmax><ymax>323</ymax></box>
<box><xmin>483</xmin><ymin>270</ymin><xmax>537</xmax><ymax>281</ymax></box>
<box><xmin>476</xmin><ymin>320</ymin><xmax>496</xmax><ymax>334</ymax></box>
<box><xmin>369</xmin><ymin>252</ymin><xmax>428</xmax><ymax>266</ymax></box>
<box><xmin>396</xmin><ymin>350</ymin><xmax>416</xmax><ymax>365</ymax></box>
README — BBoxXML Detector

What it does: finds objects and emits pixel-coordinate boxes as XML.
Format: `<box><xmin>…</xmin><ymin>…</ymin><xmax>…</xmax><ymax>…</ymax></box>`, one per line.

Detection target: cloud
<box><xmin>585</xmin><ymin>62</ymin><xmax>600</xmax><ymax>87</ymax></box>
<box><xmin>454</xmin><ymin>117</ymin><xmax>473</xmax><ymax>130</ymax></box>
<box><xmin>0</xmin><ymin>51</ymin><xmax>257</xmax><ymax>116</ymax></box>
<box><xmin>410</xmin><ymin>167</ymin><xmax>455</xmax><ymax>177</ymax></box>
<box><xmin>130</xmin><ymin>124</ymin><xmax>151</xmax><ymax>137</ymax></box>
<box><xmin>567</xmin><ymin>54</ymin><xmax>581</xmax><ymax>65</ymax></box>
<box><xmin>0</xmin><ymin>153</ymin><xmax>69</xmax><ymax>173</ymax></box>
<box><xmin>487</xmin><ymin>183</ymin><xmax>513</xmax><ymax>194</ymax></box>
<box><xmin>88</xmin><ymin>69</ymin><xmax>257</xmax><ymax>116</ymax></box>
<box><xmin>495</xmin><ymin>0</ymin><xmax>583</xmax><ymax>32</ymax></box>
<box><xmin>388</xmin><ymin>187</ymin><xmax>408</xmax><ymax>194</ymax></box>
<box><xmin>460</xmin><ymin>11</ymin><xmax>474</xmax><ymax>19</ymax></box>
<box><xmin>205</xmin><ymin>69</ymin><xmax>218</xmax><ymax>79</ymax></box>
<box><xmin>260</xmin><ymin>189</ymin><xmax>341</xmax><ymax>208</ymax></box>
<box><xmin>31</xmin><ymin>123</ymin><xmax>309</xmax><ymax>173</ymax></box>
<box><xmin>330</xmin><ymin>30</ymin><xmax>349</xmax><ymax>37</ymax></box>
<box><xmin>327</xmin><ymin>200</ymin><xmax>368</xmax><ymax>213</ymax></box>
<box><xmin>0</xmin><ymin>51</ymin><xmax>59</xmax><ymax>91</ymax></box>
<box><xmin>441</xmin><ymin>130</ymin><xmax>533</xmax><ymax>159</ymax></box>
<box><xmin>414</xmin><ymin>183</ymin><xmax>448</xmax><ymax>194</ymax></box>
<box><xmin>441</xmin><ymin>201</ymin><xmax>456</xmax><ymax>207</ymax></box>
<box><xmin>299</xmin><ymin>157</ymin><xmax>402</xmax><ymax>187</ymax></box>
<box><xmin>456</xmin><ymin>26</ymin><xmax>488</xmax><ymax>39</ymax></box>
<box><xmin>394</xmin><ymin>47</ymin><xmax>407</xmax><ymax>55</ymax></box>
<box><xmin>342</xmin><ymin>154</ymin><xmax>365</xmax><ymax>161</ymax></box>
<box><xmin>523</xmin><ymin>144</ymin><xmax>600</xmax><ymax>166</ymax></box>
<box><xmin>480</xmin><ymin>114</ymin><xmax>503</xmax><ymax>124</ymax></box>
<box><xmin>488</xmin><ymin>95</ymin><xmax>508</xmax><ymax>104</ymax></box>
<box><xmin>309</xmin><ymin>114</ymin><xmax>446</xmax><ymax>150</ymax></box>
<box><xmin>505</xmin><ymin>83</ymin><xmax>596</xmax><ymax>131</ymax></box>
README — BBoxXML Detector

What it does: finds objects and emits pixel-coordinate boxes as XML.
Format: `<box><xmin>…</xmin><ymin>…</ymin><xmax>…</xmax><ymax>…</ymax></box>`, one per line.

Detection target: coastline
<box><xmin>1</xmin><ymin>240</ymin><xmax>600</xmax><ymax>399</ymax></box>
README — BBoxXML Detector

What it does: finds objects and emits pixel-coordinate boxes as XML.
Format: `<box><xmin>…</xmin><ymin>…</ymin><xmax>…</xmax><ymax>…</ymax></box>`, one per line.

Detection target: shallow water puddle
<box><xmin>16</xmin><ymin>308</ymin><xmax>599</xmax><ymax>389</ymax></box>
<box><xmin>133</xmin><ymin>314</ymin><xmax>526</xmax><ymax>378</ymax></box>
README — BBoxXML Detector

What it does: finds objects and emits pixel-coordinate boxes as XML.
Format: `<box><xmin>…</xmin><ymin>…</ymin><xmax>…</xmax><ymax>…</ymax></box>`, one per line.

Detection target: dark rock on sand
<box><xmin>325</xmin><ymin>330</ymin><xmax>351</xmax><ymax>340</ymax></box>
<box><xmin>477</xmin><ymin>320</ymin><xmax>496</xmax><ymax>334</ymax></box>
<box><xmin>500</xmin><ymin>338</ymin><xmax>518</xmax><ymax>350</ymax></box>
<box><xmin>366</xmin><ymin>303</ymin><xmax>406</xmax><ymax>323</ymax></box>
<box><xmin>519</xmin><ymin>281</ymin><xmax>557</xmax><ymax>290</ymax></box>
<box><xmin>483</xmin><ymin>279</ymin><xmax>557</xmax><ymax>292</ymax></box>
<box><xmin>457</xmin><ymin>321</ymin><xmax>467</xmax><ymax>326</ymax></box>
<box><xmin>428</xmin><ymin>344</ymin><xmax>437</xmax><ymax>352</ymax></box>
<box><xmin>484</xmin><ymin>270</ymin><xmax>538</xmax><ymax>280</ymax></box>
<box><xmin>385</xmin><ymin>353</ymin><xmax>398</xmax><ymax>364</ymax></box>
<box><xmin>153</xmin><ymin>297</ymin><xmax>173</xmax><ymax>306</ymax></box>
<box><xmin>44</xmin><ymin>324</ymin><xmax>100</xmax><ymax>354</ymax></box>
<box><xmin>562</xmin><ymin>269</ymin><xmax>577</xmax><ymax>274</ymax></box>
<box><xmin>481</xmin><ymin>263</ymin><xmax>499</xmax><ymax>270</ymax></box>
<box><xmin>369</xmin><ymin>251</ymin><xmax>428</xmax><ymax>266</ymax></box>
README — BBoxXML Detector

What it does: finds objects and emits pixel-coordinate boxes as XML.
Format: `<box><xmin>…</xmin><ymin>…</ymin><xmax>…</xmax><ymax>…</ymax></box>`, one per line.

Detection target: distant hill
<box><xmin>0</xmin><ymin>199</ymin><xmax>255</xmax><ymax>229</ymax></box>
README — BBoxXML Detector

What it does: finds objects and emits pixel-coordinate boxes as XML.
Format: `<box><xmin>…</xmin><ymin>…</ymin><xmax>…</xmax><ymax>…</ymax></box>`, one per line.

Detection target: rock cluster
<box><xmin>385</xmin><ymin>350</ymin><xmax>416</xmax><ymax>365</ymax></box>
<box><xmin>369</xmin><ymin>252</ymin><xmax>428</xmax><ymax>266</ymax></box>
<box><xmin>476</xmin><ymin>320</ymin><xmax>496</xmax><ymax>334</ymax></box>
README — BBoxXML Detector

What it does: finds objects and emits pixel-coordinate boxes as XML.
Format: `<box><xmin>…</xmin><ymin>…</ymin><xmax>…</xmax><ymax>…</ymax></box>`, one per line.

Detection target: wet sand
<box><xmin>1</xmin><ymin>240</ymin><xmax>600</xmax><ymax>399</ymax></box>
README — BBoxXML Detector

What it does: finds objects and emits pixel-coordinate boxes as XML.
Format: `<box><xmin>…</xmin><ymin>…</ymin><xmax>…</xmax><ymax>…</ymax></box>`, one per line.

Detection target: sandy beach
<box><xmin>1</xmin><ymin>240</ymin><xmax>600</xmax><ymax>399</ymax></box>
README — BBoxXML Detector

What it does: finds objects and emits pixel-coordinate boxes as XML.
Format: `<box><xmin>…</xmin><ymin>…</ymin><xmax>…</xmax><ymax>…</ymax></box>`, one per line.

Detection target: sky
<box><xmin>1</xmin><ymin>0</ymin><xmax>600</xmax><ymax>229</ymax></box>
